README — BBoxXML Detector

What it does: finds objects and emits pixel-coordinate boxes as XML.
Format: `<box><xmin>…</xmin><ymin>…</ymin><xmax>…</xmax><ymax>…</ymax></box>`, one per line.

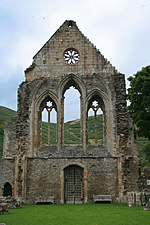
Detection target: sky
<box><xmin>0</xmin><ymin>0</ymin><xmax>150</xmax><ymax>121</ymax></box>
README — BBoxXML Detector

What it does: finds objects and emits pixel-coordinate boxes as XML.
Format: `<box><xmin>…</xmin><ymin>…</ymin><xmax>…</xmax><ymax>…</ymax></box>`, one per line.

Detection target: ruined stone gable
<box><xmin>0</xmin><ymin>20</ymin><xmax>139</xmax><ymax>203</ymax></box>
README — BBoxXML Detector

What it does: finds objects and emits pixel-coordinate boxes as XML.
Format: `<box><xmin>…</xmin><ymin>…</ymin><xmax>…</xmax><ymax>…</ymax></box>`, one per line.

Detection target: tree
<box><xmin>128</xmin><ymin>65</ymin><xmax>150</xmax><ymax>139</ymax></box>
<box><xmin>142</xmin><ymin>141</ymin><xmax>150</xmax><ymax>164</ymax></box>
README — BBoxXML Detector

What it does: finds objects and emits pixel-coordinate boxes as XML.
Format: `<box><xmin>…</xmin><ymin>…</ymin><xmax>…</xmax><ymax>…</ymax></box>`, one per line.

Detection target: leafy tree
<box><xmin>142</xmin><ymin>141</ymin><xmax>150</xmax><ymax>163</ymax></box>
<box><xmin>128</xmin><ymin>65</ymin><xmax>150</xmax><ymax>139</ymax></box>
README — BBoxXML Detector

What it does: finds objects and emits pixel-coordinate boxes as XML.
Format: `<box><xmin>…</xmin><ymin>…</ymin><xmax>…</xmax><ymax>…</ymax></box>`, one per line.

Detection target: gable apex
<box><xmin>33</xmin><ymin>20</ymin><xmax>80</xmax><ymax>59</ymax></box>
<box><xmin>25</xmin><ymin>20</ymin><xmax>118</xmax><ymax>81</ymax></box>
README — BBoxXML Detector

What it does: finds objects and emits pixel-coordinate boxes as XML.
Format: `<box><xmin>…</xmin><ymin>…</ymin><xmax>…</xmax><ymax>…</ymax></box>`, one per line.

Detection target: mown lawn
<box><xmin>0</xmin><ymin>204</ymin><xmax>150</xmax><ymax>225</ymax></box>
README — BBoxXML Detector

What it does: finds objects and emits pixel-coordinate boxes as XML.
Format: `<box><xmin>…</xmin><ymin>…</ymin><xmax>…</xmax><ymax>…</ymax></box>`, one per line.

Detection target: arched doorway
<box><xmin>3</xmin><ymin>182</ymin><xmax>12</xmax><ymax>197</ymax></box>
<box><xmin>64</xmin><ymin>165</ymin><xmax>83</xmax><ymax>204</ymax></box>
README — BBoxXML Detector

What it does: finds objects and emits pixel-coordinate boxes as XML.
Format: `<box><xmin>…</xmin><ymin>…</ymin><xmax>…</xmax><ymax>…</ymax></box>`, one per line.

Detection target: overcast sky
<box><xmin>0</xmin><ymin>0</ymin><xmax>150</xmax><ymax>121</ymax></box>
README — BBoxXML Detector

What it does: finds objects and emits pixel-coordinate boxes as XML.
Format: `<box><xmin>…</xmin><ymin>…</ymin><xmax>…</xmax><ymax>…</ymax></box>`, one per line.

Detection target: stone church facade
<box><xmin>0</xmin><ymin>20</ymin><xmax>139</xmax><ymax>204</ymax></box>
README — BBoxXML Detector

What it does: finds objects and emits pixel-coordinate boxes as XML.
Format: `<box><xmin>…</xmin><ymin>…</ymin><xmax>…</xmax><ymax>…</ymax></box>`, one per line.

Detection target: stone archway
<box><xmin>64</xmin><ymin>165</ymin><xmax>83</xmax><ymax>204</ymax></box>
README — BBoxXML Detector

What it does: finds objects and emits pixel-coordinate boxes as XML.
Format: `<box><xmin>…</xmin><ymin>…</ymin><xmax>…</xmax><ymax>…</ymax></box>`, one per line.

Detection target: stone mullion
<box><xmin>47</xmin><ymin>109</ymin><xmax>50</xmax><ymax>145</ymax></box>
<box><xmin>33</xmin><ymin>110</ymin><xmax>41</xmax><ymax>150</ymax></box>
<box><xmin>33</xmin><ymin>114</ymin><xmax>37</xmax><ymax>152</ymax></box>
<box><xmin>80</xmin><ymin>96</ymin><xmax>83</xmax><ymax>145</ymax></box>
<box><xmin>56</xmin><ymin>106</ymin><xmax>59</xmax><ymax>145</ymax></box>
<box><xmin>38</xmin><ymin>110</ymin><xmax>42</xmax><ymax>146</ymax></box>
<box><xmin>94</xmin><ymin>110</ymin><xmax>97</xmax><ymax>145</ymax></box>
<box><xmin>60</xmin><ymin>96</ymin><xmax>64</xmax><ymax>145</ymax></box>
<box><xmin>83</xmin><ymin>101</ymin><xmax>87</xmax><ymax>149</ymax></box>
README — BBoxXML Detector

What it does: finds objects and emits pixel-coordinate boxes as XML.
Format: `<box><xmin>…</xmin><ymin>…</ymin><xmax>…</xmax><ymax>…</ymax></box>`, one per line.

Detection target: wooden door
<box><xmin>64</xmin><ymin>165</ymin><xmax>83</xmax><ymax>204</ymax></box>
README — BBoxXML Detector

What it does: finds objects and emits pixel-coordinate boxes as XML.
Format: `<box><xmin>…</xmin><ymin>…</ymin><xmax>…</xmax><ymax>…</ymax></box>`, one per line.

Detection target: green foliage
<box><xmin>143</xmin><ymin>141</ymin><xmax>150</xmax><ymax>161</ymax></box>
<box><xmin>141</xmin><ymin>141</ymin><xmax>150</xmax><ymax>166</ymax></box>
<box><xmin>137</xmin><ymin>137</ymin><xmax>150</xmax><ymax>167</ymax></box>
<box><xmin>1</xmin><ymin>204</ymin><xmax>150</xmax><ymax>225</ymax></box>
<box><xmin>128</xmin><ymin>65</ymin><xmax>150</xmax><ymax>139</ymax></box>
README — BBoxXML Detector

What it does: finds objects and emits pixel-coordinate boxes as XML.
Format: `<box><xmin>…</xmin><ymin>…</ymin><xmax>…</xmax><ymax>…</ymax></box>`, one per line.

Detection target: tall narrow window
<box><xmin>87</xmin><ymin>99</ymin><xmax>104</xmax><ymax>145</ymax></box>
<box><xmin>64</xmin><ymin>86</ymin><xmax>81</xmax><ymax>144</ymax></box>
<box><xmin>40</xmin><ymin>98</ymin><xmax>57</xmax><ymax>145</ymax></box>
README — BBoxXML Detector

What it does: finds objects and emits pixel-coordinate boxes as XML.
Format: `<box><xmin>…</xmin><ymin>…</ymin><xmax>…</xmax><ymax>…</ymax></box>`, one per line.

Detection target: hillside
<box><xmin>0</xmin><ymin>106</ymin><xmax>149</xmax><ymax>167</ymax></box>
<box><xmin>42</xmin><ymin>115</ymin><xmax>103</xmax><ymax>145</ymax></box>
<box><xmin>0</xmin><ymin>106</ymin><xmax>16</xmax><ymax>158</ymax></box>
<box><xmin>0</xmin><ymin>106</ymin><xmax>103</xmax><ymax>156</ymax></box>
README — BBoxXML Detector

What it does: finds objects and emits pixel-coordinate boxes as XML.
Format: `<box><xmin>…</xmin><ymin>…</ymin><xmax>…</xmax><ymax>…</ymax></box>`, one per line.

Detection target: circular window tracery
<box><xmin>64</xmin><ymin>48</ymin><xmax>79</xmax><ymax>64</ymax></box>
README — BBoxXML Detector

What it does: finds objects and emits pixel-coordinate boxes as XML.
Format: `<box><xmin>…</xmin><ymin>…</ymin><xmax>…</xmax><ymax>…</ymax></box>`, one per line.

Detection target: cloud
<box><xmin>0</xmin><ymin>0</ymin><xmax>150</xmax><ymax>118</ymax></box>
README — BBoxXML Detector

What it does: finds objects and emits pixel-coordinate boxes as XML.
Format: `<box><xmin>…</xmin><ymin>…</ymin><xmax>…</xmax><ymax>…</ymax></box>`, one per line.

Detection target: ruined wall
<box><xmin>139</xmin><ymin>168</ymin><xmax>150</xmax><ymax>192</ymax></box>
<box><xmin>1</xmin><ymin>20</ymin><xmax>140</xmax><ymax>203</ymax></box>
<box><xmin>3</xmin><ymin>116</ymin><xmax>18</xmax><ymax>158</ymax></box>
<box><xmin>18</xmin><ymin>73</ymin><xmax>116</xmax><ymax>155</ymax></box>
<box><xmin>26</xmin><ymin>157</ymin><xmax>118</xmax><ymax>204</ymax></box>
<box><xmin>0</xmin><ymin>159</ymin><xmax>15</xmax><ymax>196</ymax></box>
<box><xmin>25</xmin><ymin>21</ymin><xmax>109</xmax><ymax>82</ymax></box>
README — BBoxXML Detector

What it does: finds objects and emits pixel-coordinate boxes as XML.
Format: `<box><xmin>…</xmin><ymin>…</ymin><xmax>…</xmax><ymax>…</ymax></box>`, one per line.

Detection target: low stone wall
<box><xmin>127</xmin><ymin>192</ymin><xmax>150</xmax><ymax>206</ymax></box>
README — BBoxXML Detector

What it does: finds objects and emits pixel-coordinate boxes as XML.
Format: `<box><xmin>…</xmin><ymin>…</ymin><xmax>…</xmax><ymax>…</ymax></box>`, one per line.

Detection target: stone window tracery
<box><xmin>87</xmin><ymin>98</ymin><xmax>104</xmax><ymax>145</ymax></box>
<box><xmin>64</xmin><ymin>48</ymin><xmax>79</xmax><ymax>64</ymax></box>
<box><xmin>40</xmin><ymin>98</ymin><xmax>57</xmax><ymax>145</ymax></box>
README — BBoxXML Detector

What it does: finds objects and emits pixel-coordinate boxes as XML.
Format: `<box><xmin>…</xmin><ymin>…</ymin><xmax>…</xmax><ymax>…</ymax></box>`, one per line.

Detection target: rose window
<box><xmin>64</xmin><ymin>48</ymin><xmax>79</xmax><ymax>64</ymax></box>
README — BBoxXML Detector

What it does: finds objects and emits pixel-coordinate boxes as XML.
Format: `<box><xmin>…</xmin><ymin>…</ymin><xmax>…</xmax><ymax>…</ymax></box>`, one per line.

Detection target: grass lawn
<box><xmin>0</xmin><ymin>204</ymin><xmax>150</xmax><ymax>225</ymax></box>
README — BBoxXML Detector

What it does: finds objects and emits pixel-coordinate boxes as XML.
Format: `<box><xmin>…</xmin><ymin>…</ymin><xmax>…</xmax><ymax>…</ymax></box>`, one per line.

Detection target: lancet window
<box><xmin>40</xmin><ymin>97</ymin><xmax>57</xmax><ymax>145</ymax></box>
<box><xmin>62</xmin><ymin>80</ymin><xmax>82</xmax><ymax>145</ymax></box>
<box><xmin>87</xmin><ymin>96</ymin><xmax>105</xmax><ymax>145</ymax></box>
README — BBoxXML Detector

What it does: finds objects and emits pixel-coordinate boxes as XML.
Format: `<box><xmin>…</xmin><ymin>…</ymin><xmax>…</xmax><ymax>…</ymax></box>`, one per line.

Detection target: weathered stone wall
<box><xmin>8</xmin><ymin>20</ymin><xmax>129</xmax><ymax>161</ymax></box>
<box><xmin>0</xmin><ymin>159</ymin><xmax>15</xmax><ymax>196</ymax></box>
<box><xmin>139</xmin><ymin>168</ymin><xmax>150</xmax><ymax>192</ymax></box>
<box><xmin>3</xmin><ymin>116</ymin><xmax>18</xmax><ymax>158</ymax></box>
<box><xmin>26</xmin><ymin>156</ymin><xmax>118</xmax><ymax>203</ymax></box>
<box><xmin>18</xmin><ymin>73</ymin><xmax>116</xmax><ymax>155</ymax></box>
<box><xmin>25</xmin><ymin>21</ymin><xmax>110</xmax><ymax>82</ymax></box>
<box><xmin>1</xmin><ymin>20</ymin><xmax>140</xmax><ymax>203</ymax></box>
<box><xmin>17</xmin><ymin>81</ymin><xmax>31</xmax><ymax>156</ymax></box>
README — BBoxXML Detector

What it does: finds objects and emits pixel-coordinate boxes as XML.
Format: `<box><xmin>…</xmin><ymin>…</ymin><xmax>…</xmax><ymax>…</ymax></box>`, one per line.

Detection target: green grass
<box><xmin>0</xmin><ymin>204</ymin><xmax>150</xmax><ymax>225</ymax></box>
<box><xmin>0</xmin><ymin>106</ymin><xmax>16</xmax><ymax>123</ymax></box>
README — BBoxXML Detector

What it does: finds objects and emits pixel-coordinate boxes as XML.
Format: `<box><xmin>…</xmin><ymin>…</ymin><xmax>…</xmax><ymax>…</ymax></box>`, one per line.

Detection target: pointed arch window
<box><xmin>39</xmin><ymin>97</ymin><xmax>57</xmax><ymax>145</ymax></box>
<box><xmin>87</xmin><ymin>96</ymin><xmax>105</xmax><ymax>145</ymax></box>
<box><xmin>62</xmin><ymin>79</ymin><xmax>82</xmax><ymax>145</ymax></box>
